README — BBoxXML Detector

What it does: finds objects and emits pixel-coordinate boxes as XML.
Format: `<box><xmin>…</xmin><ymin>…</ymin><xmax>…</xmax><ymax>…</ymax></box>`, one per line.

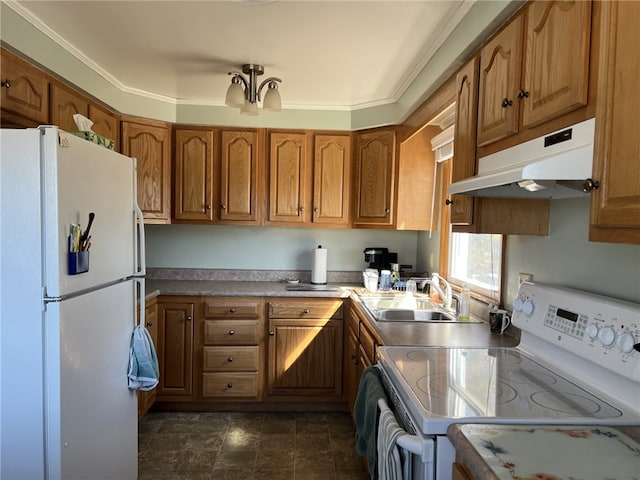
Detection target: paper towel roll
<box><xmin>311</xmin><ymin>245</ymin><xmax>327</xmax><ymax>285</ymax></box>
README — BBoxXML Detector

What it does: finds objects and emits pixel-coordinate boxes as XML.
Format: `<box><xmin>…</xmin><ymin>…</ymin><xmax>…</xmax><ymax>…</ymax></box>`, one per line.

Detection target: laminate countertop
<box><xmin>145</xmin><ymin>279</ymin><xmax>519</xmax><ymax>348</ymax></box>
<box><xmin>448</xmin><ymin>423</ymin><xmax>640</xmax><ymax>480</ymax></box>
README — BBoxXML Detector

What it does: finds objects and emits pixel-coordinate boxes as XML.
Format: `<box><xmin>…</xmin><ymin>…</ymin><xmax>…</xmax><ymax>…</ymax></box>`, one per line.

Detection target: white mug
<box><xmin>490</xmin><ymin>309</ymin><xmax>511</xmax><ymax>334</ymax></box>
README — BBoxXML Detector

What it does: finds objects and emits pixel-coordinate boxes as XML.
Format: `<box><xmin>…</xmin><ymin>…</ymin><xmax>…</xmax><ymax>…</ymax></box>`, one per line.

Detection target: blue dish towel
<box><xmin>354</xmin><ymin>366</ymin><xmax>387</xmax><ymax>478</ymax></box>
<box><xmin>128</xmin><ymin>325</ymin><xmax>159</xmax><ymax>391</ymax></box>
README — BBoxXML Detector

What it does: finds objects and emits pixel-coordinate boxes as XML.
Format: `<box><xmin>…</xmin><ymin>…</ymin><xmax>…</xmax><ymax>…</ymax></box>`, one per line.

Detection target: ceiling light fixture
<box><xmin>225</xmin><ymin>64</ymin><xmax>282</xmax><ymax>115</ymax></box>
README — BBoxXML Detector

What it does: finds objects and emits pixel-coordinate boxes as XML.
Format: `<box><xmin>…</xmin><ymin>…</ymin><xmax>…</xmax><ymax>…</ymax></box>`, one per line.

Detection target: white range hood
<box><xmin>448</xmin><ymin>118</ymin><xmax>595</xmax><ymax>198</ymax></box>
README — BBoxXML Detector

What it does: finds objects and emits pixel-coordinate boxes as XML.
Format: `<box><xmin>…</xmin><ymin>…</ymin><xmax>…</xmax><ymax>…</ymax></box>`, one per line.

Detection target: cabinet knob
<box><xmin>229</xmin><ymin>308</ymin><xmax>236</xmax><ymax>313</ymax></box>
<box><xmin>583</xmin><ymin>178</ymin><xmax>600</xmax><ymax>192</ymax></box>
<box><xmin>221</xmin><ymin>204</ymin><xmax>226</xmax><ymax>210</ymax></box>
<box><xmin>227</xmin><ymin>383</ymin><xmax>233</xmax><ymax>389</ymax></box>
<box><xmin>145</xmin><ymin>322</ymin><xmax>153</xmax><ymax>327</ymax></box>
<box><xmin>228</xmin><ymin>330</ymin><xmax>235</xmax><ymax>336</ymax></box>
<box><xmin>269</xmin><ymin>331</ymin><xmax>275</xmax><ymax>336</ymax></box>
<box><xmin>385</xmin><ymin>208</ymin><xmax>390</xmax><ymax>213</ymax></box>
<box><xmin>501</xmin><ymin>98</ymin><xmax>513</xmax><ymax>108</ymax></box>
<box><xmin>227</xmin><ymin>357</ymin><xmax>233</xmax><ymax>363</ymax></box>
<box><xmin>299</xmin><ymin>206</ymin><xmax>304</xmax><ymax>212</ymax></box>
<box><xmin>314</xmin><ymin>207</ymin><xmax>319</xmax><ymax>213</ymax></box>
<box><xmin>206</xmin><ymin>205</ymin><xmax>211</xmax><ymax>210</ymax></box>
<box><xmin>187</xmin><ymin>316</ymin><xmax>192</xmax><ymax>321</ymax></box>
<box><xmin>303</xmin><ymin>309</ymin><xmax>309</xmax><ymax>314</ymax></box>
<box><xmin>1</xmin><ymin>80</ymin><xmax>10</xmax><ymax>88</ymax></box>
<box><xmin>517</xmin><ymin>89</ymin><xmax>530</xmax><ymax>99</ymax></box>
<box><xmin>445</xmin><ymin>199</ymin><xmax>454</xmax><ymax>206</ymax></box>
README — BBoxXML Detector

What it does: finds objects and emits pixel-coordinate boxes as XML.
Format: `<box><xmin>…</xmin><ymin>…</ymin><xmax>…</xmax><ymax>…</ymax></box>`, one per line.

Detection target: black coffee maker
<box><xmin>363</xmin><ymin>247</ymin><xmax>397</xmax><ymax>272</ymax></box>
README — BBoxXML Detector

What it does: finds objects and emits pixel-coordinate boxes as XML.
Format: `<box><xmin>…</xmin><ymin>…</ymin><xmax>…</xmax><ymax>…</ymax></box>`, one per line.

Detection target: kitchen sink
<box><xmin>358</xmin><ymin>294</ymin><xmax>480</xmax><ymax>323</ymax></box>
<box><xmin>374</xmin><ymin>308</ymin><xmax>456</xmax><ymax>322</ymax></box>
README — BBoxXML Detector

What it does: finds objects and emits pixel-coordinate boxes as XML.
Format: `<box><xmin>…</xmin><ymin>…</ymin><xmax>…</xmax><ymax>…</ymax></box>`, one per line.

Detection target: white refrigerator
<box><xmin>1</xmin><ymin>126</ymin><xmax>145</xmax><ymax>479</ymax></box>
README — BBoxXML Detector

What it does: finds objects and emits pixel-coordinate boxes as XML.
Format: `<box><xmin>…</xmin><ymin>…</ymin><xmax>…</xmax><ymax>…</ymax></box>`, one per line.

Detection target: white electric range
<box><xmin>377</xmin><ymin>282</ymin><xmax>640</xmax><ymax>480</ymax></box>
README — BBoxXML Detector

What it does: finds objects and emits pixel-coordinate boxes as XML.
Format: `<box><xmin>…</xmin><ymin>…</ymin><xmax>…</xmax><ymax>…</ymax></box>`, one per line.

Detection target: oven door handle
<box><xmin>378</xmin><ymin>398</ymin><xmax>428</xmax><ymax>458</ymax></box>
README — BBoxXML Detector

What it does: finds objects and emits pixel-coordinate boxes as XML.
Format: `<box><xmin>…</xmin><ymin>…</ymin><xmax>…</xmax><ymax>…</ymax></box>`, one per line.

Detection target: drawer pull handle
<box><xmin>228</xmin><ymin>330</ymin><xmax>235</xmax><ymax>336</ymax></box>
<box><xmin>303</xmin><ymin>309</ymin><xmax>309</xmax><ymax>314</ymax></box>
<box><xmin>227</xmin><ymin>383</ymin><xmax>233</xmax><ymax>389</ymax></box>
<box><xmin>227</xmin><ymin>357</ymin><xmax>233</xmax><ymax>362</ymax></box>
<box><xmin>229</xmin><ymin>308</ymin><xmax>236</xmax><ymax>313</ymax></box>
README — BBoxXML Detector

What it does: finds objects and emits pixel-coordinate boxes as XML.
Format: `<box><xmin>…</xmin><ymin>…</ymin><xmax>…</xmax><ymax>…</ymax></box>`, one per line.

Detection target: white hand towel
<box><xmin>377</xmin><ymin>399</ymin><xmax>406</xmax><ymax>480</ymax></box>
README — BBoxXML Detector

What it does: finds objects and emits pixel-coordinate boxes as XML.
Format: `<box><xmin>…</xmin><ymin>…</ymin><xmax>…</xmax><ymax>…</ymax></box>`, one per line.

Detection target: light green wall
<box><xmin>145</xmin><ymin>225</ymin><xmax>419</xmax><ymax>272</ymax></box>
<box><xmin>0</xmin><ymin>1</ymin><xmax>519</xmax><ymax>130</ymax></box>
<box><xmin>418</xmin><ymin>199</ymin><xmax>640</xmax><ymax>306</ymax></box>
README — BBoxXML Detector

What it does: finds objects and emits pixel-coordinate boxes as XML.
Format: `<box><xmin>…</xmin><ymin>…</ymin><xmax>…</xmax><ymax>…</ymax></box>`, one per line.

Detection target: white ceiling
<box><xmin>11</xmin><ymin>0</ymin><xmax>477</xmax><ymax>111</ymax></box>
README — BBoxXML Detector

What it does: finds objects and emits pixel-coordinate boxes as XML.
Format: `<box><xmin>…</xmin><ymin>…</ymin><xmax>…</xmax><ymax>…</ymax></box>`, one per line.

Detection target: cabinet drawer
<box><xmin>203</xmin><ymin>297</ymin><xmax>262</xmax><ymax>318</ymax></box>
<box><xmin>268</xmin><ymin>300</ymin><xmax>343</xmax><ymax>319</ymax></box>
<box><xmin>203</xmin><ymin>346</ymin><xmax>259</xmax><ymax>372</ymax></box>
<box><xmin>202</xmin><ymin>372</ymin><xmax>259</xmax><ymax>398</ymax></box>
<box><xmin>203</xmin><ymin>320</ymin><xmax>260</xmax><ymax>345</ymax></box>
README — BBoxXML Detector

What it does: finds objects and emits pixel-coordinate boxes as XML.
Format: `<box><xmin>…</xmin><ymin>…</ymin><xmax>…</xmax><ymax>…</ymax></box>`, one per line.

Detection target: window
<box><xmin>448</xmin><ymin>232</ymin><xmax>502</xmax><ymax>303</ymax></box>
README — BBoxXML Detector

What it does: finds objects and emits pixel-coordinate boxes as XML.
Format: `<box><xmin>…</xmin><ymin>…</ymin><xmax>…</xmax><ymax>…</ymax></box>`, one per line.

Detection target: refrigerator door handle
<box><xmin>135</xmin><ymin>277</ymin><xmax>145</xmax><ymax>327</ymax></box>
<box><xmin>134</xmin><ymin>202</ymin><xmax>146</xmax><ymax>277</ymax></box>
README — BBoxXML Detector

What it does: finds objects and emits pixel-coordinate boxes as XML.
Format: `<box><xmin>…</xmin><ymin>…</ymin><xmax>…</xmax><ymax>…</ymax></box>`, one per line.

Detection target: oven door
<box><xmin>379</xmin><ymin>366</ymin><xmax>437</xmax><ymax>480</ymax></box>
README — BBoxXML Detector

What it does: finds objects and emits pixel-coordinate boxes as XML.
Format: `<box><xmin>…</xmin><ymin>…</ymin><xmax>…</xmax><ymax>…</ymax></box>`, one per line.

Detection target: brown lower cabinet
<box><xmin>345</xmin><ymin>301</ymin><xmax>382</xmax><ymax>415</ymax></box>
<box><xmin>155</xmin><ymin>297</ymin><xmax>195</xmax><ymax>400</ymax></box>
<box><xmin>199</xmin><ymin>297</ymin><xmax>264</xmax><ymax>401</ymax></box>
<box><xmin>265</xmin><ymin>298</ymin><xmax>344</xmax><ymax>400</ymax></box>
<box><xmin>452</xmin><ymin>462</ymin><xmax>475</xmax><ymax>480</ymax></box>
<box><xmin>137</xmin><ymin>297</ymin><xmax>158</xmax><ymax>419</ymax></box>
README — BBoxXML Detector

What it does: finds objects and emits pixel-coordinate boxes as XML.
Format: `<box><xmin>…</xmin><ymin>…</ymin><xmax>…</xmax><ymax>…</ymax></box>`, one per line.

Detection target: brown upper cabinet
<box><xmin>352</xmin><ymin>128</ymin><xmax>396</xmax><ymax>227</ymax></box>
<box><xmin>173</xmin><ymin>128</ymin><xmax>215</xmax><ymax>222</ymax></box>
<box><xmin>121</xmin><ymin>116</ymin><xmax>172</xmax><ymax>224</ymax></box>
<box><xmin>267</xmin><ymin>131</ymin><xmax>310</xmax><ymax>225</ymax></box>
<box><xmin>589</xmin><ymin>0</ymin><xmax>640</xmax><ymax>245</ymax></box>
<box><xmin>312</xmin><ymin>133</ymin><xmax>351</xmax><ymax>227</ymax></box>
<box><xmin>267</xmin><ymin>130</ymin><xmax>351</xmax><ymax>227</ymax></box>
<box><xmin>0</xmin><ymin>48</ymin><xmax>49</xmax><ymax>127</ymax></box>
<box><xmin>50</xmin><ymin>82</ymin><xmax>119</xmax><ymax>149</ymax></box>
<box><xmin>451</xmin><ymin>56</ymin><xmax>479</xmax><ymax>226</ymax></box>
<box><xmin>219</xmin><ymin>129</ymin><xmax>263</xmax><ymax>224</ymax></box>
<box><xmin>477</xmin><ymin>0</ymin><xmax>592</xmax><ymax>147</ymax></box>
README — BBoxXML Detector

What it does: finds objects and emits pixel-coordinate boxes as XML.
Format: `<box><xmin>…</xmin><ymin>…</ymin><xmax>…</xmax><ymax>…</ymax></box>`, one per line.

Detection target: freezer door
<box><xmin>44</xmin><ymin>280</ymin><xmax>137</xmax><ymax>479</ymax></box>
<box><xmin>42</xmin><ymin>128</ymin><xmax>139</xmax><ymax>297</ymax></box>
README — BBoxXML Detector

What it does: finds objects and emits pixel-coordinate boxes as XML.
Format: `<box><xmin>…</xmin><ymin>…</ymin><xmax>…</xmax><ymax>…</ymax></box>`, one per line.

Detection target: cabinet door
<box><xmin>521</xmin><ymin>0</ymin><xmax>591</xmax><ymax>128</ymax></box>
<box><xmin>476</xmin><ymin>16</ymin><xmax>524</xmax><ymax>147</ymax></box>
<box><xmin>121</xmin><ymin>119</ymin><xmax>171</xmax><ymax>223</ymax></box>
<box><xmin>50</xmin><ymin>83</ymin><xmax>89</xmax><ymax>132</ymax></box>
<box><xmin>312</xmin><ymin>134</ymin><xmax>351</xmax><ymax>226</ymax></box>
<box><xmin>267</xmin><ymin>318</ymin><xmax>343</xmax><ymax>397</ymax></box>
<box><xmin>268</xmin><ymin>131</ymin><xmax>309</xmax><ymax>223</ymax></box>
<box><xmin>156</xmin><ymin>302</ymin><xmax>194</xmax><ymax>398</ymax></box>
<box><xmin>451</xmin><ymin>57</ymin><xmax>479</xmax><ymax>226</ymax></box>
<box><xmin>174</xmin><ymin>129</ymin><xmax>215</xmax><ymax>221</ymax></box>
<box><xmin>589</xmin><ymin>0</ymin><xmax>640</xmax><ymax>244</ymax></box>
<box><xmin>353</xmin><ymin>129</ymin><xmax>396</xmax><ymax>226</ymax></box>
<box><xmin>220</xmin><ymin>130</ymin><xmax>260</xmax><ymax>223</ymax></box>
<box><xmin>0</xmin><ymin>48</ymin><xmax>49</xmax><ymax>126</ymax></box>
<box><xmin>89</xmin><ymin>103</ymin><xmax>119</xmax><ymax>150</ymax></box>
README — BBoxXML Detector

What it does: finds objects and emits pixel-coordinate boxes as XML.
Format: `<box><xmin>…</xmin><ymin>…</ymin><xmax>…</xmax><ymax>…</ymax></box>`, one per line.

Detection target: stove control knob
<box><xmin>617</xmin><ymin>332</ymin><xmax>636</xmax><ymax>354</ymax></box>
<box><xmin>598</xmin><ymin>326</ymin><xmax>616</xmax><ymax>347</ymax></box>
<box><xmin>522</xmin><ymin>300</ymin><xmax>534</xmax><ymax>316</ymax></box>
<box><xmin>586</xmin><ymin>324</ymin><xmax>599</xmax><ymax>340</ymax></box>
<box><xmin>513</xmin><ymin>297</ymin><xmax>524</xmax><ymax>312</ymax></box>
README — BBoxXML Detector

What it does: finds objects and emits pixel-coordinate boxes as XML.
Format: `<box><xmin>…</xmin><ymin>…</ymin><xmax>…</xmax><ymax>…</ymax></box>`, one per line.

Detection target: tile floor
<box><xmin>138</xmin><ymin>411</ymin><xmax>370</xmax><ymax>480</ymax></box>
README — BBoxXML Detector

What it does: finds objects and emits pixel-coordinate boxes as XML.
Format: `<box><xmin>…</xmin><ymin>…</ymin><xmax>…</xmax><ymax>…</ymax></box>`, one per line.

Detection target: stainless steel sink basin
<box><xmin>374</xmin><ymin>308</ymin><xmax>456</xmax><ymax>322</ymax></box>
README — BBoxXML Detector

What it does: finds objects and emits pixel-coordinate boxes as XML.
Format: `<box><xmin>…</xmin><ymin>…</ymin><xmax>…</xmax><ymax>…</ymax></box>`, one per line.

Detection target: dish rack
<box><xmin>392</xmin><ymin>277</ymin><xmax>430</xmax><ymax>292</ymax></box>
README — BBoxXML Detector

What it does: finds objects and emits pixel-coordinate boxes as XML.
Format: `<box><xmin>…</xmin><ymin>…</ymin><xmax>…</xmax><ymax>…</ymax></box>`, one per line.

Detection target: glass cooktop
<box><xmin>377</xmin><ymin>346</ymin><xmax>626</xmax><ymax>435</ymax></box>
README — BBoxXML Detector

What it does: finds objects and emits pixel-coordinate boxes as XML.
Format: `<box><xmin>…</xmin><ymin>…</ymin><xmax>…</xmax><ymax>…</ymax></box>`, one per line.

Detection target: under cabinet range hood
<box><xmin>448</xmin><ymin>118</ymin><xmax>595</xmax><ymax>198</ymax></box>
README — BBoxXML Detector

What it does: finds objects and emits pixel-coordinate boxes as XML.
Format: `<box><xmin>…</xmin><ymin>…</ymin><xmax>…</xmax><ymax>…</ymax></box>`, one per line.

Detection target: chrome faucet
<box><xmin>425</xmin><ymin>274</ymin><xmax>454</xmax><ymax>312</ymax></box>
